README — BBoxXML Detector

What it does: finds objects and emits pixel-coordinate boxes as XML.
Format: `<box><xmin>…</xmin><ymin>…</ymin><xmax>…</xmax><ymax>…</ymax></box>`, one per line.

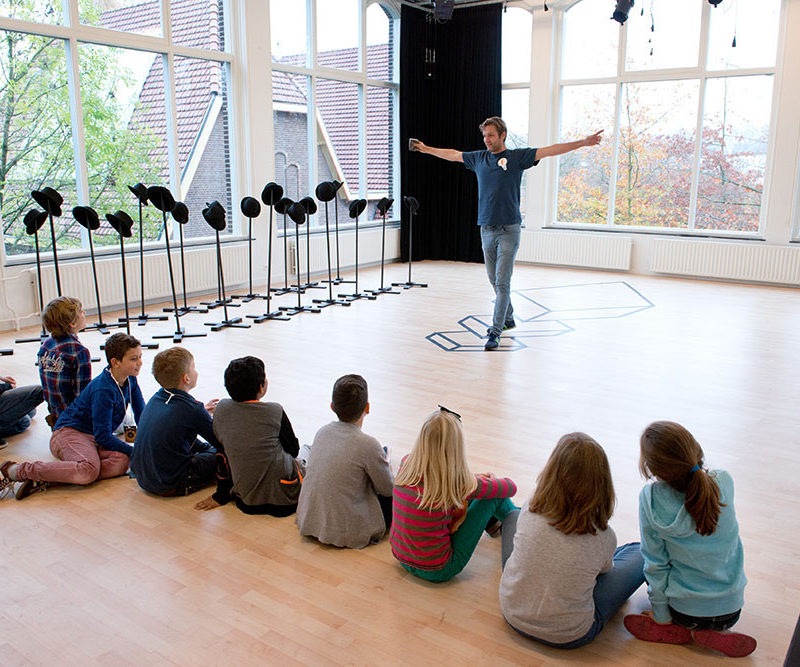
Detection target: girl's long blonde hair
<box><xmin>394</xmin><ymin>410</ymin><xmax>477</xmax><ymax>510</ymax></box>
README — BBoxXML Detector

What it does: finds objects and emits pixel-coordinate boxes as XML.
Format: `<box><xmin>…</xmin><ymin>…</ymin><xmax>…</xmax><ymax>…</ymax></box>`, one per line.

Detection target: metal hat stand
<box><xmin>392</xmin><ymin>196</ymin><xmax>428</xmax><ymax>289</ymax></box>
<box><xmin>231</xmin><ymin>190</ymin><xmax>270</xmax><ymax>303</ymax></box>
<box><xmin>202</xmin><ymin>201</ymin><xmax>250</xmax><ymax>332</ymax></box>
<box><xmin>339</xmin><ymin>199</ymin><xmax>376</xmax><ymax>302</ymax></box>
<box><xmin>106</xmin><ymin>210</ymin><xmax>158</xmax><ymax>349</ymax></box>
<box><xmin>248</xmin><ymin>185</ymin><xmax>290</xmax><ymax>323</ymax></box>
<box><xmin>31</xmin><ymin>187</ymin><xmax>64</xmax><ymax>298</ymax></box>
<box><xmin>14</xmin><ymin>209</ymin><xmax>50</xmax><ymax>347</ymax></box>
<box><xmin>279</xmin><ymin>201</ymin><xmax>320</xmax><ymax>316</ymax></box>
<box><xmin>125</xmin><ymin>184</ymin><xmax>167</xmax><ymax>326</ymax></box>
<box><xmin>163</xmin><ymin>202</ymin><xmax>207</xmax><ymax>316</ymax></box>
<box><xmin>270</xmin><ymin>196</ymin><xmax>294</xmax><ymax>296</ymax></box>
<box><xmin>367</xmin><ymin>197</ymin><xmax>400</xmax><ymax>296</ymax></box>
<box><xmin>73</xmin><ymin>206</ymin><xmax>123</xmax><ymax>335</ymax></box>
<box><xmin>147</xmin><ymin>186</ymin><xmax>206</xmax><ymax>343</ymax></box>
<box><xmin>327</xmin><ymin>180</ymin><xmax>353</xmax><ymax>286</ymax></box>
<box><xmin>312</xmin><ymin>181</ymin><xmax>350</xmax><ymax>308</ymax></box>
<box><xmin>297</xmin><ymin>196</ymin><xmax>325</xmax><ymax>293</ymax></box>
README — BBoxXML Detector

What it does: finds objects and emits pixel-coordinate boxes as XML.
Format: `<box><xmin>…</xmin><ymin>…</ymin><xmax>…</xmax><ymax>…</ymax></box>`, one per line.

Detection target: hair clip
<box><xmin>438</xmin><ymin>405</ymin><xmax>461</xmax><ymax>421</ymax></box>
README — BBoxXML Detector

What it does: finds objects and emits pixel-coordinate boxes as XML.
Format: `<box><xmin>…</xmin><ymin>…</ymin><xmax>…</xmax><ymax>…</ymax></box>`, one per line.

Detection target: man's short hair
<box><xmin>479</xmin><ymin>116</ymin><xmax>507</xmax><ymax>139</ymax></box>
<box><xmin>43</xmin><ymin>296</ymin><xmax>82</xmax><ymax>337</ymax></box>
<box><xmin>332</xmin><ymin>374</ymin><xmax>368</xmax><ymax>423</ymax></box>
<box><xmin>104</xmin><ymin>332</ymin><xmax>141</xmax><ymax>364</ymax></box>
<box><xmin>224</xmin><ymin>356</ymin><xmax>266</xmax><ymax>402</ymax></box>
<box><xmin>152</xmin><ymin>346</ymin><xmax>193</xmax><ymax>389</ymax></box>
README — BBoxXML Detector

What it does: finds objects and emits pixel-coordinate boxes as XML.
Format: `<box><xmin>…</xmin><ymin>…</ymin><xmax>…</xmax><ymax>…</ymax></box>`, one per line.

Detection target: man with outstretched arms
<box><xmin>410</xmin><ymin>118</ymin><xmax>602</xmax><ymax>350</ymax></box>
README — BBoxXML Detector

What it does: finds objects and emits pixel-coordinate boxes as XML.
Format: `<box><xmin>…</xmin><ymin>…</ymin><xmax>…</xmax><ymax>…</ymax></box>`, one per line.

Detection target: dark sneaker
<box><xmin>15</xmin><ymin>479</ymin><xmax>48</xmax><ymax>500</ymax></box>
<box><xmin>0</xmin><ymin>438</ymin><xmax>7</xmax><ymax>450</ymax></box>
<box><xmin>484</xmin><ymin>333</ymin><xmax>500</xmax><ymax>350</ymax></box>
<box><xmin>485</xmin><ymin>517</ymin><xmax>502</xmax><ymax>537</ymax></box>
<box><xmin>45</xmin><ymin>413</ymin><xmax>57</xmax><ymax>430</ymax></box>
<box><xmin>502</xmin><ymin>318</ymin><xmax>516</xmax><ymax>331</ymax></box>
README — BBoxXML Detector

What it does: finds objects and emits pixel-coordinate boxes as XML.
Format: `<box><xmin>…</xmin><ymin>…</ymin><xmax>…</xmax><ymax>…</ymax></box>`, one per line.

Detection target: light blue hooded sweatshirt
<box><xmin>638</xmin><ymin>469</ymin><xmax>746</xmax><ymax>623</ymax></box>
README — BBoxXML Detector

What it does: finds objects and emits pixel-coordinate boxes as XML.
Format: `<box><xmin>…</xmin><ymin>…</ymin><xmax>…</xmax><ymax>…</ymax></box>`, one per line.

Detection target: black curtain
<box><xmin>399</xmin><ymin>4</ymin><xmax>502</xmax><ymax>263</ymax></box>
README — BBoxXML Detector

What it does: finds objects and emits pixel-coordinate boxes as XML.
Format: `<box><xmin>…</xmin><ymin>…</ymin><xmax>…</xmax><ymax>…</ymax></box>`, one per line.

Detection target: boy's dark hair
<box><xmin>224</xmin><ymin>356</ymin><xmax>266</xmax><ymax>402</ymax></box>
<box><xmin>43</xmin><ymin>296</ymin><xmax>82</xmax><ymax>337</ymax></box>
<box><xmin>332</xmin><ymin>374</ymin><xmax>368</xmax><ymax>423</ymax></box>
<box><xmin>152</xmin><ymin>346</ymin><xmax>193</xmax><ymax>389</ymax></box>
<box><xmin>105</xmin><ymin>332</ymin><xmax>141</xmax><ymax>364</ymax></box>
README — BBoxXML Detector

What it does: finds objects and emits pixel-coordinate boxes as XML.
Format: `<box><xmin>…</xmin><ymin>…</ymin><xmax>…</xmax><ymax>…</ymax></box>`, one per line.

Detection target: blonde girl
<box><xmin>500</xmin><ymin>433</ymin><xmax>644</xmax><ymax>648</ymax></box>
<box><xmin>624</xmin><ymin>421</ymin><xmax>756</xmax><ymax>658</ymax></box>
<box><xmin>390</xmin><ymin>407</ymin><xmax>517</xmax><ymax>582</ymax></box>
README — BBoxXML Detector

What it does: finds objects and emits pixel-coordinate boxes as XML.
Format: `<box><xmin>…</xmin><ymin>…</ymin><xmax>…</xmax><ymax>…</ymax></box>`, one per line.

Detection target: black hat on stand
<box><xmin>241</xmin><ymin>196</ymin><xmax>261</xmax><ymax>218</ymax></box>
<box><xmin>128</xmin><ymin>183</ymin><xmax>149</xmax><ymax>206</ymax></box>
<box><xmin>146</xmin><ymin>186</ymin><xmax>176</xmax><ymax>213</ymax></box>
<box><xmin>171</xmin><ymin>201</ymin><xmax>189</xmax><ymax>224</ymax></box>
<box><xmin>349</xmin><ymin>199</ymin><xmax>367</xmax><ymax>218</ymax></box>
<box><xmin>73</xmin><ymin>205</ymin><xmax>100</xmax><ymax>230</ymax></box>
<box><xmin>377</xmin><ymin>197</ymin><xmax>394</xmax><ymax>216</ymax></box>
<box><xmin>300</xmin><ymin>196</ymin><xmax>317</xmax><ymax>216</ymax></box>
<box><xmin>275</xmin><ymin>197</ymin><xmax>293</xmax><ymax>215</ymax></box>
<box><xmin>31</xmin><ymin>187</ymin><xmax>63</xmax><ymax>217</ymax></box>
<box><xmin>261</xmin><ymin>182</ymin><xmax>284</xmax><ymax>206</ymax></box>
<box><xmin>315</xmin><ymin>181</ymin><xmax>338</xmax><ymax>202</ymax></box>
<box><xmin>106</xmin><ymin>210</ymin><xmax>134</xmax><ymax>237</ymax></box>
<box><xmin>403</xmin><ymin>195</ymin><xmax>419</xmax><ymax>215</ymax></box>
<box><xmin>24</xmin><ymin>209</ymin><xmax>48</xmax><ymax>235</ymax></box>
<box><xmin>202</xmin><ymin>201</ymin><xmax>227</xmax><ymax>231</ymax></box>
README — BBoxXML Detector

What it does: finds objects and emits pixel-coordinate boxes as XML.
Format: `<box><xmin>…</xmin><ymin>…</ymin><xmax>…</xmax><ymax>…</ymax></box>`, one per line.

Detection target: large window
<box><xmin>501</xmin><ymin>6</ymin><xmax>532</xmax><ymax>221</ymax></box>
<box><xmin>270</xmin><ymin>0</ymin><xmax>398</xmax><ymax>231</ymax></box>
<box><xmin>555</xmin><ymin>0</ymin><xmax>780</xmax><ymax>234</ymax></box>
<box><xmin>0</xmin><ymin>0</ymin><xmax>235</xmax><ymax>258</ymax></box>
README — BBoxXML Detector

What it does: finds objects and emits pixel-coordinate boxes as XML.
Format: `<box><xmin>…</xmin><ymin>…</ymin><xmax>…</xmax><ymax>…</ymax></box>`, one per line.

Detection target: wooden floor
<box><xmin>1</xmin><ymin>261</ymin><xmax>797</xmax><ymax>665</ymax></box>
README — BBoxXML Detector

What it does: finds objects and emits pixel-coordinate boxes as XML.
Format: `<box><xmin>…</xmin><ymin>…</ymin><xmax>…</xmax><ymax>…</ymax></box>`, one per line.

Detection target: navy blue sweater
<box><xmin>130</xmin><ymin>388</ymin><xmax>222</xmax><ymax>494</ymax></box>
<box><xmin>55</xmin><ymin>367</ymin><xmax>145</xmax><ymax>456</ymax></box>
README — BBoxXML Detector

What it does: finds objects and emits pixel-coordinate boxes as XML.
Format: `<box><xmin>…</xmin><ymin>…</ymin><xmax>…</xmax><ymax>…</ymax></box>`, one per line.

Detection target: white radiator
<box><xmin>32</xmin><ymin>244</ymin><xmax>251</xmax><ymax>311</ymax></box>
<box><xmin>286</xmin><ymin>227</ymin><xmax>400</xmax><ymax>276</ymax></box>
<box><xmin>651</xmin><ymin>239</ymin><xmax>800</xmax><ymax>285</ymax></box>
<box><xmin>517</xmin><ymin>231</ymin><xmax>632</xmax><ymax>270</ymax></box>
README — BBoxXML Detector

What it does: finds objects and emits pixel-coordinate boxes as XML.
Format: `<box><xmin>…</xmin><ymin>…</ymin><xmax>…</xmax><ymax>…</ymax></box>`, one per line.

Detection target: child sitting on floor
<box><xmin>296</xmin><ymin>374</ymin><xmax>394</xmax><ymax>548</ymax></box>
<box><xmin>499</xmin><ymin>432</ymin><xmax>645</xmax><ymax>648</ymax></box>
<box><xmin>131</xmin><ymin>346</ymin><xmax>222</xmax><ymax>498</ymax></box>
<box><xmin>390</xmin><ymin>406</ymin><xmax>517</xmax><ymax>582</ymax></box>
<box><xmin>195</xmin><ymin>356</ymin><xmax>305</xmax><ymax>516</ymax></box>
<box><xmin>624</xmin><ymin>421</ymin><xmax>756</xmax><ymax>658</ymax></box>
<box><xmin>0</xmin><ymin>332</ymin><xmax>144</xmax><ymax>500</ymax></box>
<box><xmin>37</xmin><ymin>296</ymin><xmax>91</xmax><ymax>427</ymax></box>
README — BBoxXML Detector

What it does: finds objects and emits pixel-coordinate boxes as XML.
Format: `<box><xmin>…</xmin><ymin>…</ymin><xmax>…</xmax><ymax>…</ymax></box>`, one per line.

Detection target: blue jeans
<box><xmin>501</xmin><ymin>509</ymin><xmax>645</xmax><ymax>649</ymax></box>
<box><xmin>0</xmin><ymin>384</ymin><xmax>44</xmax><ymax>438</ymax></box>
<box><xmin>480</xmin><ymin>225</ymin><xmax>521</xmax><ymax>336</ymax></box>
<box><xmin>403</xmin><ymin>497</ymin><xmax>518</xmax><ymax>583</ymax></box>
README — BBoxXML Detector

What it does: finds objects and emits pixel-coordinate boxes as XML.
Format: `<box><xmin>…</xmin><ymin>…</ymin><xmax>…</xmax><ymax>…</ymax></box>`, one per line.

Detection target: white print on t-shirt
<box><xmin>498</xmin><ymin>157</ymin><xmax>508</xmax><ymax>171</ymax></box>
<box><xmin>39</xmin><ymin>352</ymin><xmax>65</xmax><ymax>374</ymax></box>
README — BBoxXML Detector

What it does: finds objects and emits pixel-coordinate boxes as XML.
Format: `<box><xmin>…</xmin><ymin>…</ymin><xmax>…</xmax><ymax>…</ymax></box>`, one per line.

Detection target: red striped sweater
<box><xmin>390</xmin><ymin>475</ymin><xmax>517</xmax><ymax>570</ymax></box>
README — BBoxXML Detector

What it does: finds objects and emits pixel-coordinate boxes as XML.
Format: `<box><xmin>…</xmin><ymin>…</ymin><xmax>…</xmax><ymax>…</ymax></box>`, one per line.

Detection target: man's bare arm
<box><xmin>536</xmin><ymin>130</ymin><xmax>603</xmax><ymax>160</ymax></box>
<box><xmin>409</xmin><ymin>138</ymin><xmax>463</xmax><ymax>163</ymax></box>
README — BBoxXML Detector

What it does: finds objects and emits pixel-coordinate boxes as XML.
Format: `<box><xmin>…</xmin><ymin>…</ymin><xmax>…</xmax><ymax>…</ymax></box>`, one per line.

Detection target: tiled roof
<box><xmin>274</xmin><ymin>45</ymin><xmax>394</xmax><ymax>193</ymax></box>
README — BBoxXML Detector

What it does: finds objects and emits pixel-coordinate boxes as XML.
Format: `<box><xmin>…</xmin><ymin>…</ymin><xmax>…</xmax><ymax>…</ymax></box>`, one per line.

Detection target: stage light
<box><xmin>612</xmin><ymin>0</ymin><xmax>634</xmax><ymax>24</ymax></box>
<box><xmin>708</xmin><ymin>0</ymin><xmax>724</xmax><ymax>6</ymax></box>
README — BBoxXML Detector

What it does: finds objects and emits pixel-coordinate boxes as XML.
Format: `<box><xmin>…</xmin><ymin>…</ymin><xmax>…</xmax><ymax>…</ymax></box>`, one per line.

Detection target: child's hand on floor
<box><xmin>194</xmin><ymin>495</ymin><xmax>220</xmax><ymax>511</ymax></box>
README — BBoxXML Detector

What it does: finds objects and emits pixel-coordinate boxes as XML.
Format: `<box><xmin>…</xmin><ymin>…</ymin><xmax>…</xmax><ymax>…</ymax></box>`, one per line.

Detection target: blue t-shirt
<box><xmin>462</xmin><ymin>148</ymin><xmax>539</xmax><ymax>226</ymax></box>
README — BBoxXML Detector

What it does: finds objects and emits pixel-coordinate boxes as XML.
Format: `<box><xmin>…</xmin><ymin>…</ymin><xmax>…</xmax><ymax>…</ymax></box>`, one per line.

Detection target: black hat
<box><xmin>299</xmin><ymin>196</ymin><xmax>317</xmax><ymax>216</ymax></box>
<box><xmin>128</xmin><ymin>183</ymin><xmax>149</xmax><ymax>206</ymax></box>
<box><xmin>287</xmin><ymin>201</ymin><xmax>307</xmax><ymax>225</ymax></box>
<box><xmin>332</xmin><ymin>179</ymin><xmax>344</xmax><ymax>192</ymax></box>
<box><xmin>315</xmin><ymin>181</ymin><xmax>338</xmax><ymax>202</ymax></box>
<box><xmin>202</xmin><ymin>201</ymin><xmax>227</xmax><ymax>231</ymax></box>
<box><xmin>348</xmin><ymin>199</ymin><xmax>367</xmax><ymax>219</ymax></box>
<box><xmin>146</xmin><ymin>186</ymin><xmax>176</xmax><ymax>213</ymax></box>
<box><xmin>274</xmin><ymin>197</ymin><xmax>293</xmax><ymax>215</ymax></box>
<box><xmin>72</xmin><ymin>205</ymin><xmax>100</xmax><ymax>231</ymax></box>
<box><xmin>261</xmin><ymin>182</ymin><xmax>284</xmax><ymax>206</ymax></box>
<box><xmin>403</xmin><ymin>196</ymin><xmax>419</xmax><ymax>215</ymax></box>
<box><xmin>105</xmin><ymin>210</ymin><xmax>134</xmax><ymax>238</ymax></box>
<box><xmin>171</xmin><ymin>202</ymin><xmax>189</xmax><ymax>225</ymax></box>
<box><xmin>23</xmin><ymin>209</ymin><xmax>47</xmax><ymax>235</ymax></box>
<box><xmin>376</xmin><ymin>197</ymin><xmax>394</xmax><ymax>216</ymax></box>
<box><xmin>31</xmin><ymin>187</ymin><xmax>63</xmax><ymax>217</ymax></box>
<box><xmin>241</xmin><ymin>196</ymin><xmax>261</xmax><ymax>218</ymax></box>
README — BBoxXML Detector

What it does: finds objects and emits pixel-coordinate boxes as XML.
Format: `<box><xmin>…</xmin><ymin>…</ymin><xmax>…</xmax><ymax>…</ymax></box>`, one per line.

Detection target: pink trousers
<box><xmin>16</xmin><ymin>427</ymin><xmax>130</xmax><ymax>485</ymax></box>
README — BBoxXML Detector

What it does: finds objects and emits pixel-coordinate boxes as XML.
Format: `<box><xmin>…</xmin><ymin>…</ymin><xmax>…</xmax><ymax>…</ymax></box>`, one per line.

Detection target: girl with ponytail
<box><xmin>624</xmin><ymin>421</ymin><xmax>756</xmax><ymax>658</ymax></box>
